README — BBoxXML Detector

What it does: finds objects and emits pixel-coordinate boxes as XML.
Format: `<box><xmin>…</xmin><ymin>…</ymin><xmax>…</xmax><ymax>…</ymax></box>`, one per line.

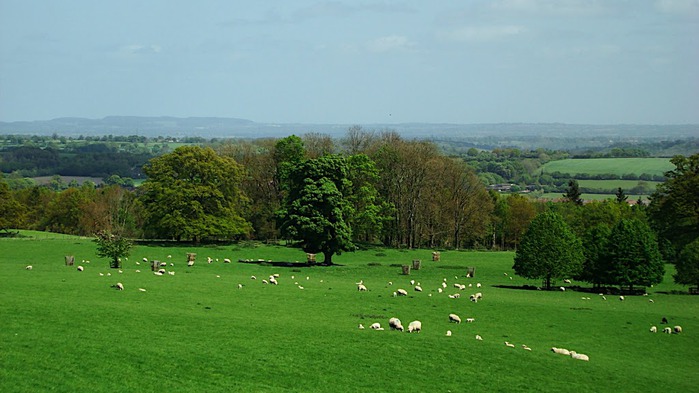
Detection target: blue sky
<box><xmin>1</xmin><ymin>0</ymin><xmax>697</xmax><ymax>124</ymax></box>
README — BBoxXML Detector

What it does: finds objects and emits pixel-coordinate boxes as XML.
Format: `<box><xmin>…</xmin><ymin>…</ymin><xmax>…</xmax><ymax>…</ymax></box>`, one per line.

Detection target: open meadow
<box><xmin>2</xmin><ymin>232</ymin><xmax>698</xmax><ymax>392</ymax></box>
<box><xmin>539</xmin><ymin>158</ymin><xmax>674</xmax><ymax>178</ymax></box>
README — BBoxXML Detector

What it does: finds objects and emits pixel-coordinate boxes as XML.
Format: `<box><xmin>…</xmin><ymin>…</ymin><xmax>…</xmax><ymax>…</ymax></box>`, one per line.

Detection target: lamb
<box><xmin>396</xmin><ymin>288</ymin><xmax>408</xmax><ymax>296</ymax></box>
<box><xmin>370</xmin><ymin>322</ymin><xmax>384</xmax><ymax>331</ymax></box>
<box><xmin>357</xmin><ymin>284</ymin><xmax>368</xmax><ymax>291</ymax></box>
<box><xmin>663</xmin><ymin>327</ymin><xmax>672</xmax><ymax>334</ymax></box>
<box><xmin>449</xmin><ymin>293</ymin><xmax>461</xmax><ymax>299</ymax></box>
<box><xmin>446</xmin><ymin>330</ymin><xmax>452</xmax><ymax>337</ymax></box>
<box><xmin>551</xmin><ymin>347</ymin><xmax>571</xmax><ymax>355</ymax></box>
<box><xmin>388</xmin><ymin>317</ymin><xmax>404</xmax><ymax>331</ymax></box>
<box><xmin>448</xmin><ymin>313</ymin><xmax>462</xmax><ymax>324</ymax></box>
<box><xmin>77</xmin><ymin>265</ymin><xmax>84</xmax><ymax>271</ymax></box>
<box><xmin>410</xmin><ymin>279</ymin><xmax>415</xmax><ymax>285</ymax></box>
<box><xmin>476</xmin><ymin>283</ymin><xmax>482</xmax><ymax>288</ymax></box>
<box><xmin>408</xmin><ymin>320</ymin><xmax>422</xmax><ymax>333</ymax></box>
<box><xmin>650</xmin><ymin>326</ymin><xmax>657</xmax><ymax>333</ymax></box>
<box><xmin>570</xmin><ymin>351</ymin><xmax>589</xmax><ymax>361</ymax></box>
<box><xmin>115</xmin><ymin>282</ymin><xmax>124</xmax><ymax>290</ymax></box>
<box><xmin>466</xmin><ymin>318</ymin><xmax>475</xmax><ymax>323</ymax></box>
<box><xmin>673</xmin><ymin>326</ymin><xmax>683</xmax><ymax>334</ymax></box>
<box><xmin>25</xmin><ymin>265</ymin><xmax>33</xmax><ymax>270</ymax></box>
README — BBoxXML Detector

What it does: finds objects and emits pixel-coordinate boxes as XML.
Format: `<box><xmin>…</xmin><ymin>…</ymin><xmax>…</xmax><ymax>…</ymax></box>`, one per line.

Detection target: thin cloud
<box><xmin>437</xmin><ymin>25</ymin><xmax>527</xmax><ymax>42</ymax></box>
<box><xmin>489</xmin><ymin>0</ymin><xmax>612</xmax><ymax>17</ymax></box>
<box><xmin>366</xmin><ymin>35</ymin><xmax>416</xmax><ymax>53</ymax></box>
<box><xmin>655</xmin><ymin>0</ymin><xmax>699</xmax><ymax>15</ymax></box>
<box><xmin>118</xmin><ymin>44</ymin><xmax>162</xmax><ymax>56</ymax></box>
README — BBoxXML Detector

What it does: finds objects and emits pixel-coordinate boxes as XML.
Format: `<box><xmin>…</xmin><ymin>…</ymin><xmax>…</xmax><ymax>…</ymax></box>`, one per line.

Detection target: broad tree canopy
<box><xmin>513</xmin><ymin>211</ymin><xmax>584</xmax><ymax>289</ymax></box>
<box><xmin>604</xmin><ymin>218</ymin><xmax>664</xmax><ymax>291</ymax></box>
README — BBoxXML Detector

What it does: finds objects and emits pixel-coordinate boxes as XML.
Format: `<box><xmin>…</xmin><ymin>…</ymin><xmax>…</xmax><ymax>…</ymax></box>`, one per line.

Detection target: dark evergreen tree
<box><xmin>563</xmin><ymin>179</ymin><xmax>583</xmax><ymax>205</ymax></box>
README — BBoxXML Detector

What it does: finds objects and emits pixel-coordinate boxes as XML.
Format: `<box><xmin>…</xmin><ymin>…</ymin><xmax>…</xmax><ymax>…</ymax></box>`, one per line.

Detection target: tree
<box><xmin>277</xmin><ymin>155</ymin><xmax>354</xmax><ymax>264</ymax></box>
<box><xmin>675</xmin><ymin>238</ymin><xmax>699</xmax><ymax>290</ymax></box>
<box><xmin>563</xmin><ymin>179</ymin><xmax>583</xmax><ymax>205</ymax></box>
<box><xmin>604</xmin><ymin>218</ymin><xmax>664</xmax><ymax>292</ymax></box>
<box><xmin>615</xmin><ymin>187</ymin><xmax>628</xmax><ymax>204</ymax></box>
<box><xmin>648</xmin><ymin>153</ymin><xmax>699</xmax><ymax>259</ymax></box>
<box><xmin>578</xmin><ymin>223</ymin><xmax>611</xmax><ymax>287</ymax></box>
<box><xmin>504</xmin><ymin>194</ymin><xmax>537</xmax><ymax>250</ymax></box>
<box><xmin>0</xmin><ymin>181</ymin><xmax>25</xmax><ymax>230</ymax></box>
<box><xmin>140</xmin><ymin>146</ymin><xmax>251</xmax><ymax>242</ymax></box>
<box><xmin>94</xmin><ymin>230</ymin><xmax>132</xmax><ymax>268</ymax></box>
<box><xmin>513</xmin><ymin>211</ymin><xmax>584</xmax><ymax>290</ymax></box>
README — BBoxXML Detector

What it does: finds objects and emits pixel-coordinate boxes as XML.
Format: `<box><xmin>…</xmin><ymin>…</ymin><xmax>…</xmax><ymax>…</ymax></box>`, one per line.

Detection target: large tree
<box><xmin>513</xmin><ymin>211</ymin><xmax>584</xmax><ymax>289</ymax></box>
<box><xmin>604</xmin><ymin>218</ymin><xmax>664</xmax><ymax>291</ymax></box>
<box><xmin>563</xmin><ymin>179</ymin><xmax>583</xmax><ymax>205</ymax></box>
<box><xmin>648</xmin><ymin>153</ymin><xmax>699</xmax><ymax>260</ymax></box>
<box><xmin>140</xmin><ymin>146</ymin><xmax>251</xmax><ymax>242</ymax></box>
<box><xmin>0</xmin><ymin>181</ymin><xmax>25</xmax><ymax>231</ymax></box>
<box><xmin>675</xmin><ymin>238</ymin><xmax>699</xmax><ymax>290</ymax></box>
<box><xmin>277</xmin><ymin>155</ymin><xmax>354</xmax><ymax>264</ymax></box>
<box><xmin>94</xmin><ymin>230</ymin><xmax>132</xmax><ymax>269</ymax></box>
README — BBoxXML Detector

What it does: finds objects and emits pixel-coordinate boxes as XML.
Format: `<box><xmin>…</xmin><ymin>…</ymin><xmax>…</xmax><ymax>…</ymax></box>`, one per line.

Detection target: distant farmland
<box><xmin>539</xmin><ymin>158</ymin><xmax>673</xmax><ymax>177</ymax></box>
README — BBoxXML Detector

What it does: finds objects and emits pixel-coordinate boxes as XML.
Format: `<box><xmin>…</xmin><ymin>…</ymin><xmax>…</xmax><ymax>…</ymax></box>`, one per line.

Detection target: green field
<box><xmin>540</xmin><ymin>158</ymin><xmax>673</xmax><ymax>177</ymax></box>
<box><xmin>537</xmin><ymin>193</ymin><xmax>651</xmax><ymax>202</ymax></box>
<box><xmin>2</xmin><ymin>232</ymin><xmax>697</xmax><ymax>392</ymax></box>
<box><xmin>577</xmin><ymin>179</ymin><xmax>662</xmax><ymax>190</ymax></box>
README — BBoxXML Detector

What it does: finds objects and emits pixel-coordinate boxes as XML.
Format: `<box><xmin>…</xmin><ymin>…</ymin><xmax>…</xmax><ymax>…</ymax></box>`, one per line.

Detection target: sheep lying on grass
<box><xmin>551</xmin><ymin>347</ymin><xmax>571</xmax><ymax>356</ymax></box>
<box><xmin>370</xmin><ymin>323</ymin><xmax>384</xmax><ymax>331</ymax></box>
<box><xmin>77</xmin><ymin>265</ymin><xmax>84</xmax><ymax>272</ymax></box>
<box><xmin>396</xmin><ymin>289</ymin><xmax>408</xmax><ymax>296</ymax></box>
<box><xmin>570</xmin><ymin>351</ymin><xmax>589</xmax><ymax>361</ymax></box>
<box><xmin>25</xmin><ymin>265</ymin><xmax>32</xmax><ymax>270</ymax></box>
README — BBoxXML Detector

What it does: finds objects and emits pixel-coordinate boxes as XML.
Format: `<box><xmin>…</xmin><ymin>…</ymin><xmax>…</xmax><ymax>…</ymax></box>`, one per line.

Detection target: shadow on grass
<box><xmin>236</xmin><ymin>259</ymin><xmax>343</xmax><ymax>268</ymax></box>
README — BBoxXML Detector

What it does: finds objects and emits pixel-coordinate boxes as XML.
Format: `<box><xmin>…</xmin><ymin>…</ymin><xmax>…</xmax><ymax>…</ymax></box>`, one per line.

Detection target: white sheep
<box><xmin>250</xmin><ymin>275</ymin><xmax>257</xmax><ymax>280</ymax></box>
<box><xmin>25</xmin><ymin>265</ymin><xmax>33</xmax><ymax>270</ymax></box>
<box><xmin>370</xmin><ymin>322</ymin><xmax>384</xmax><ymax>331</ymax></box>
<box><xmin>551</xmin><ymin>347</ymin><xmax>571</xmax><ymax>355</ymax></box>
<box><xmin>570</xmin><ymin>351</ymin><xmax>589</xmax><ymax>361</ymax></box>
<box><xmin>649</xmin><ymin>299</ymin><xmax>654</xmax><ymax>303</ymax></box>
<box><xmin>563</xmin><ymin>279</ymin><xmax>572</xmax><ymax>284</ymax></box>
<box><xmin>187</xmin><ymin>260</ymin><xmax>195</xmax><ymax>267</ymax></box>
<box><xmin>449</xmin><ymin>313</ymin><xmax>461</xmax><ymax>324</ymax></box>
<box><xmin>663</xmin><ymin>327</ymin><xmax>672</xmax><ymax>334</ymax></box>
<box><xmin>410</xmin><ymin>279</ymin><xmax>415</xmax><ymax>285</ymax></box>
<box><xmin>438</xmin><ymin>288</ymin><xmax>443</xmax><ymax>293</ymax></box>
<box><xmin>153</xmin><ymin>271</ymin><xmax>163</xmax><ymax>276</ymax></box>
<box><xmin>650</xmin><ymin>326</ymin><xmax>657</xmax><ymax>333</ymax></box>
<box><xmin>269</xmin><ymin>276</ymin><xmax>278</xmax><ymax>285</ymax></box>
<box><xmin>446</xmin><ymin>330</ymin><xmax>452</xmax><ymax>337</ymax></box>
<box><xmin>414</xmin><ymin>285</ymin><xmax>423</xmax><ymax>292</ymax></box>
<box><xmin>449</xmin><ymin>293</ymin><xmax>461</xmax><ymax>299</ymax></box>
<box><xmin>262</xmin><ymin>279</ymin><xmax>269</xmax><ymax>284</ymax></box>
<box><xmin>357</xmin><ymin>284</ymin><xmax>368</xmax><ymax>291</ymax></box>
<box><xmin>167</xmin><ymin>255</ymin><xmax>171</xmax><ymax>259</ymax></box>
<box><xmin>224</xmin><ymin>258</ymin><xmax>231</xmax><ymax>263</ymax></box>
<box><xmin>408</xmin><ymin>320</ymin><xmax>422</xmax><ymax>333</ymax></box>
<box><xmin>466</xmin><ymin>318</ymin><xmax>475</xmax><ymax>323</ymax></box>
<box><xmin>158</xmin><ymin>269</ymin><xmax>166</xmax><ymax>275</ymax></box>
<box><xmin>159</xmin><ymin>262</ymin><xmax>167</xmax><ymax>267</ymax></box>
<box><xmin>138</xmin><ymin>288</ymin><xmax>146</xmax><ymax>292</ymax></box>
<box><xmin>389</xmin><ymin>317</ymin><xmax>404</xmax><ymax>331</ymax></box>
<box><xmin>396</xmin><ymin>288</ymin><xmax>408</xmax><ymax>296</ymax></box>
<box><xmin>673</xmin><ymin>326</ymin><xmax>683</xmax><ymax>334</ymax></box>
<box><xmin>505</xmin><ymin>341</ymin><xmax>515</xmax><ymax>348</ymax></box>
<box><xmin>77</xmin><ymin>265</ymin><xmax>84</xmax><ymax>271</ymax></box>
<box><xmin>522</xmin><ymin>345</ymin><xmax>532</xmax><ymax>351</ymax></box>
<box><xmin>142</xmin><ymin>257</ymin><xmax>148</xmax><ymax>263</ymax></box>
<box><xmin>441</xmin><ymin>282</ymin><xmax>447</xmax><ymax>289</ymax></box>
<box><xmin>475</xmin><ymin>334</ymin><xmax>483</xmax><ymax>341</ymax></box>
<box><xmin>560</xmin><ymin>286</ymin><xmax>566</xmax><ymax>291</ymax></box>
<box><xmin>237</xmin><ymin>284</ymin><xmax>243</xmax><ymax>289</ymax></box>
<box><xmin>476</xmin><ymin>283</ymin><xmax>481</xmax><ymax>288</ymax></box>
<box><xmin>619</xmin><ymin>295</ymin><xmax>625</xmax><ymax>301</ymax></box>
<box><xmin>115</xmin><ymin>282</ymin><xmax>124</xmax><ymax>290</ymax></box>
<box><xmin>168</xmin><ymin>271</ymin><xmax>175</xmax><ymax>276</ymax></box>
<box><xmin>298</xmin><ymin>286</ymin><xmax>304</xmax><ymax>290</ymax></box>
<box><xmin>358</xmin><ymin>324</ymin><xmax>365</xmax><ymax>330</ymax></box>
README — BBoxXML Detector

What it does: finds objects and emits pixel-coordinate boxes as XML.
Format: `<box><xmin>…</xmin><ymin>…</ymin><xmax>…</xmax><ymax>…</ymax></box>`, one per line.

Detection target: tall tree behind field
<box><xmin>302</xmin><ymin>132</ymin><xmax>335</xmax><ymax>158</ymax></box>
<box><xmin>0</xmin><ymin>181</ymin><xmax>25</xmax><ymax>230</ymax></box>
<box><xmin>563</xmin><ymin>179</ymin><xmax>583</xmax><ymax>205</ymax></box>
<box><xmin>13</xmin><ymin>186</ymin><xmax>54</xmax><ymax>230</ymax></box>
<box><xmin>604</xmin><ymin>218</ymin><xmax>664</xmax><ymax>291</ymax></box>
<box><xmin>42</xmin><ymin>185</ymin><xmax>95</xmax><ymax>235</ymax></box>
<box><xmin>80</xmin><ymin>185</ymin><xmax>142</xmax><ymax>238</ymax></box>
<box><xmin>140</xmin><ymin>146</ymin><xmax>251</xmax><ymax>242</ymax></box>
<box><xmin>504</xmin><ymin>194</ymin><xmax>537</xmax><ymax>250</ymax></box>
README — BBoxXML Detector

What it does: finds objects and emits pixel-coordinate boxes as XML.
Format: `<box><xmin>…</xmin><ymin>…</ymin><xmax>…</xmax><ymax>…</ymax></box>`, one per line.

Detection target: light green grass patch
<box><xmin>540</xmin><ymin>158</ymin><xmax>673</xmax><ymax>177</ymax></box>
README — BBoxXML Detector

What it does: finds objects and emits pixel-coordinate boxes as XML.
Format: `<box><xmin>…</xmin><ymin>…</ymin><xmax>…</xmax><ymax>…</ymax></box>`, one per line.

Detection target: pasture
<box><xmin>2</xmin><ymin>233</ymin><xmax>698</xmax><ymax>392</ymax></box>
<box><xmin>539</xmin><ymin>158</ymin><xmax>673</xmax><ymax>177</ymax></box>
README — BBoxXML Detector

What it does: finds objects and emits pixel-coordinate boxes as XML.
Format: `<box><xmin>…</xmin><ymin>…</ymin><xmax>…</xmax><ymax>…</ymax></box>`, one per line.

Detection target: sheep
<box><xmin>168</xmin><ymin>271</ymin><xmax>175</xmax><ymax>276</ymax></box>
<box><xmin>159</xmin><ymin>262</ymin><xmax>167</xmax><ymax>267</ymax></box>
<box><xmin>158</xmin><ymin>269</ymin><xmax>166</xmax><ymax>275</ymax></box>
<box><xmin>560</xmin><ymin>286</ymin><xmax>566</xmax><ymax>291</ymax></box>
<box><xmin>99</xmin><ymin>272</ymin><xmax>104</xmax><ymax>276</ymax></box>
<box><xmin>387</xmin><ymin>281</ymin><xmax>392</xmax><ymax>286</ymax></box>
<box><xmin>505</xmin><ymin>341</ymin><xmax>515</xmax><ymax>348</ymax></box>
<box><xmin>77</xmin><ymin>265</ymin><xmax>84</xmax><ymax>272</ymax></box>
<box><xmin>388</xmin><ymin>317</ymin><xmax>404</xmax><ymax>331</ymax></box>
<box><xmin>357</xmin><ymin>284</ymin><xmax>368</xmax><ymax>291</ymax></box>
<box><xmin>570</xmin><ymin>351</ymin><xmax>589</xmax><ymax>361</ymax></box>
<box><xmin>142</xmin><ymin>257</ymin><xmax>148</xmax><ymax>263</ymax></box>
<box><xmin>135</xmin><ymin>270</ymin><xmax>140</xmax><ymax>273</ymax></box>
<box><xmin>153</xmin><ymin>271</ymin><xmax>163</xmax><ymax>276</ymax></box>
<box><xmin>602</xmin><ymin>296</ymin><xmax>607</xmax><ymax>300</ymax></box>
<box><xmin>269</xmin><ymin>276</ymin><xmax>278</xmax><ymax>285</ymax></box>
<box><xmin>649</xmin><ymin>299</ymin><xmax>654</xmax><ymax>303</ymax></box>
<box><xmin>475</xmin><ymin>334</ymin><xmax>483</xmax><ymax>341</ymax></box>
<box><xmin>223</xmin><ymin>258</ymin><xmax>231</xmax><ymax>263</ymax></box>
<box><xmin>663</xmin><ymin>327</ymin><xmax>672</xmax><ymax>334</ymax></box>
<box><xmin>187</xmin><ymin>260</ymin><xmax>195</xmax><ymax>267</ymax></box>
<box><xmin>392</xmin><ymin>291</ymin><xmax>397</xmax><ymax>297</ymax></box>
<box><xmin>551</xmin><ymin>347</ymin><xmax>571</xmax><ymax>355</ymax></box>
<box><xmin>396</xmin><ymin>288</ymin><xmax>408</xmax><ymax>296</ymax></box>
<box><xmin>446</xmin><ymin>330</ymin><xmax>452</xmax><ymax>337</ymax></box>
<box><xmin>410</xmin><ymin>279</ymin><xmax>415</xmax><ymax>285</ymax></box>
<box><xmin>25</xmin><ymin>265</ymin><xmax>33</xmax><ymax>270</ymax></box>
<box><xmin>448</xmin><ymin>313</ymin><xmax>462</xmax><ymax>324</ymax></box>
<box><xmin>619</xmin><ymin>295</ymin><xmax>625</xmax><ymax>301</ymax></box>
<box><xmin>476</xmin><ymin>283</ymin><xmax>482</xmax><ymax>288</ymax></box>
<box><xmin>650</xmin><ymin>326</ymin><xmax>657</xmax><ymax>333</ymax></box>
<box><xmin>673</xmin><ymin>326</ymin><xmax>683</xmax><ymax>334</ymax></box>
<box><xmin>438</xmin><ymin>288</ymin><xmax>443</xmax><ymax>293</ymax></box>
<box><xmin>466</xmin><ymin>318</ymin><xmax>475</xmax><ymax>323</ymax></box>
<box><xmin>370</xmin><ymin>322</ymin><xmax>384</xmax><ymax>331</ymax></box>
<box><xmin>441</xmin><ymin>282</ymin><xmax>447</xmax><ymax>289</ymax></box>
<box><xmin>251</xmin><ymin>275</ymin><xmax>257</xmax><ymax>280</ymax></box>
<box><xmin>408</xmin><ymin>320</ymin><xmax>422</xmax><ymax>333</ymax></box>
<box><xmin>237</xmin><ymin>284</ymin><xmax>243</xmax><ymax>289</ymax></box>
<box><xmin>449</xmin><ymin>293</ymin><xmax>461</xmax><ymax>299</ymax></box>
<box><xmin>115</xmin><ymin>282</ymin><xmax>124</xmax><ymax>290</ymax></box>
<box><xmin>262</xmin><ymin>279</ymin><xmax>269</xmax><ymax>284</ymax></box>
<box><xmin>522</xmin><ymin>345</ymin><xmax>532</xmax><ymax>351</ymax></box>
<box><xmin>563</xmin><ymin>279</ymin><xmax>572</xmax><ymax>284</ymax></box>
<box><xmin>298</xmin><ymin>286</ymin><xmax>304</xmax><ymax>290</ymax></box>
<box><xmin>414</xmin><ymin>285</ymin><xmax>423</xmax><ymax>292</ymax></box>
<box><xmin>138</xmin><ymin>288</ymin><xmax>146</xmax><ymax>292</ymax></box>
<box><xmin>358</xmin><ymin>324</ymin><xmax>365</xmax><ymax>330</ymax></box>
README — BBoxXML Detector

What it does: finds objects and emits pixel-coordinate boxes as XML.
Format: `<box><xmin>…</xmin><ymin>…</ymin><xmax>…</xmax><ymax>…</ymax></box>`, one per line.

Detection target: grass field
<box><xmin>536</xmin><ymin>193</ymin><xmax>651</xmax><ymax>202</ymax></box>
<box><xmin>540</xmin><ymin>158</ymin><xmax>674</xmax><ymax>177</ymax></box>
<box><xmin>577</xmin><ymin>179</ymin><xmax>662</xmax><ymax>191</ymax></box>
<box><xmin>2</xmin><ymin>232</ymin><xmax>698</xmax><ymax>392</ymax></box>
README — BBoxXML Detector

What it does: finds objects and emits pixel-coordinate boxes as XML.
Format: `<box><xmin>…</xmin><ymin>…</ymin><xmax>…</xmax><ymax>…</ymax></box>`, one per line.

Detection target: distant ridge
<box><xmin>0</xmin><ymin>116</ymin><xmax>696</xmax><ymax>139</ymax></box>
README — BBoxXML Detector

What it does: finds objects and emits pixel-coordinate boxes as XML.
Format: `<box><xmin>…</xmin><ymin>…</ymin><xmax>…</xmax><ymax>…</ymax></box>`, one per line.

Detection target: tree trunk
<box><xmin>546</xmin><ymin>275</ymin><xmax>551</xmax><ymax>290</ymax></box>
<box><xmin>323</xmin><ymin>251</ymin><xmax>334</xmax><ymax>265</ymax></box>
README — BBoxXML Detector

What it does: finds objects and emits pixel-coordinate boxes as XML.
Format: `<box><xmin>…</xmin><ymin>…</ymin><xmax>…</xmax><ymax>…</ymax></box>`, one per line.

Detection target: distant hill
<box><xmin>0</xmin><ymin>116</ymin><xmax>697</xmax><ymax>140</ymax></box>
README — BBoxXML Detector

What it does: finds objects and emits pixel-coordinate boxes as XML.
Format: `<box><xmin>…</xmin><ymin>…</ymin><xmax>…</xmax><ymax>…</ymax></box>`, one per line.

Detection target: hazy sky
<box><xmin>1</xmin><ymin>0</ymin><xmax>697</xmax><ymax>124</ymax></box>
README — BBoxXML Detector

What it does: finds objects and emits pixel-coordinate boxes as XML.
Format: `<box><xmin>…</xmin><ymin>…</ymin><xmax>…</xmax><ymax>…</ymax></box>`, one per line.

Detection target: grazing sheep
<box><xmin>570</xmin><ymin>351</ymin><xmax>589</xmax><ymax>361</ymax></box>
<box><xmin>207</xmin><ymin>257</ymin><xmax>213</xmax><ymax>264</ymax></box>
<box><xmin>438</xmin><ymin>288</ymin><xmax>443</xmax><ymax>293</ymax></box>
<box><xmin>663</xmin><ymin>327</ymin><xmax>672</xmax><ymax>334</ymax></box>
<box><xmin>135</xmin><ymin>270</ymin><xmax>140</xmax><ymax>273</ymax></box>
<box><xmin>408</xmin><ymin>320</ymin><xmax>422</xmax><ymax>333</ymax></box>
<box><xmin>237</xmin><ymin>284</ymin><xmax>243</xmax><ymax>289</ymax></box>
<box><xmin>370</xmin><ymin>322</ymin><xmax>384</xmax><ymax>331</ymax></box>
<box><xmin>262</xmin><ymin>279</ymin><xmax>269</xmax><ymax>284</ymax></box>
<box><xmin>673</xmin><ymin>326</ymin><xmax>683</xmax><ymax>334</ymax></box>
<box><xmin>77</xmin><ymin>265</ymin><xmax>84</xmax><ymax>272</ymax></box>
<box><xmin>153</xmin><ymin>271</ymin><xmax>163</xmax><ymax>276</ymax></box>
<box><xmin>602</xmin><ymin>296</ymin><xmax>607</xmax><ymax>300</ymax></box>
<box><xmin>522</xmin><ymin>345</ymin><xmax>532</xmax><ymax>351</ymax></box>
<box><xmin>505</xmin><ymin>341</ymin><xmax>515</xmax><ymax>348</ymax></box>
<box><xmin>619</xmin><ymin>296</ymin><xmax>625</xmax><ymax>301</ymax></box>
<box><xmin>115</xmin><ymin>282</ymin><xmax>124</xmax><ymax>290</ymax></box>
<box><xmin>475</xmin><ymin>335</ymin><xmax>483</xmax><ymax>341</ymax></box>
<box><xmin>99</xmin><ymin>272</ymin><xmax>104</xmax><ymax>276</ymax></box>
<box><xmin>441</xmin><ymin>282</ymin><xmax>447</xmax><ymax>289</ymax></box>
<box><xmin>269</xmin><ymin>277</ymin><xmax>278</xmax><ymax>285</ymax></box>
<box><xmin>389</xmin><ymin>317</ymin><xmax>404</xmax><ymax>331</ymax></box>
<box><xmin>449</xmin><ymin>313</ymin><xmax>462</xmax><ymax>324</ymax></box>
<box><xmin>392</xmin><ymin>291</ymin><xmax>397</xmax><ymax>297</ymax></box>
<box><xmin>187</xmin><ymin>260</ymin><xmax>195</xmax><ymax>267</ymax></box>
<box><xmin>159</xmin><ymin>262</ymin><xmax>167</xmax><ymax>267</ymax></box>
<box><xmin>224</xmin><ymin>258</ymin><xmax>231</xmax><ymax>263</ymax></box>
<box><xmin>298</xmin><ymin>286</ymin><xmax>304</xmax><ymax>290</ymax></box>
<box><xmin>250</xmin><ymin>275</ymin><xmax>257</xmax><ymax>280</ymax></box>
<box><xmin>446</xmin><ymin>330</ymin><xmax>452</xmax><ymax>337</ymax></box>
<box><xmin>563</xmin><ymin>279</ymin><xmax>572</xmax><ymax>284</ymax></box>
<box><xmin>466</xmin><ymin>318</ymin><xmax>475</xmax><ymax>323</ymax></box>
<box><xmin>551</xmin><ymin>347</ymin><xmax>571</xmax><ymax>355</ymax></box>
<box><xmin>168</xmin><ymin>271</ymin><xmax>175</xmax><ymax>276</ymax></box>
<box><xmin>158</xmin><ymin>269</ymin><xmax>166</xmax><ymax>275</ymax></box>
<box><xmin>358</xmin><ymin>324</ymin><xmax>365</xmax><ymax>330</ymax></box>
<box><xmin>650</xmin><ymin>326</ymin><xmax>657</xmax><ymax>333</ymax></box>
<box><xmin>414</xmin><ymin>285</ymin><xmax>423</xmax><ymax>292</ymax></box>
<box><xmin>396</xmin><ymin>288</ymin><xmax>408</xmax><ymax>296</ymax></box>
<box><xmin>142</xmin><ymin>257</ymin><xmax>148</xmax><ymax>263</ymax></box>
<box><xmin>25</xmin><ymin>265</ymin><xmax>33</xmax><ymax>270</ymax></box>
<box><xmin>357</xmin><ymin>284</ymin><xmax>368</xmax><ymax>291</ymax></box>
<box><xmin>387</xmin><ymin>281</ymin><xmax>392</xmax><ymax>286</ymax></box>
<box><xmin>649</xmin><ymin>299</ymin><xmax>654</xmax><ymax>303</ymax></box>
<box><xmin>449</xmin><ymin>293</ymin><xmax>461</xmax><ymax>299</ymax></box>
<box><xmin>410</xmin><ymin>279</ymin><xmax>415</xmax><ymax>285</ymax></box>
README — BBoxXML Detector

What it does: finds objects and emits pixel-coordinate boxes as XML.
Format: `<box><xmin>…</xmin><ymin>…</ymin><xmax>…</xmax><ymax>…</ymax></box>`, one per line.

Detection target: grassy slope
<box><xmin>1</xmin><ymin>235</ymin><xmax>698</xmax><ymax>392</ymax></box>
<box><xmin>540</xmin><ymin>158</ymin><xmax>673</xmax><ymax>177</ymax></box>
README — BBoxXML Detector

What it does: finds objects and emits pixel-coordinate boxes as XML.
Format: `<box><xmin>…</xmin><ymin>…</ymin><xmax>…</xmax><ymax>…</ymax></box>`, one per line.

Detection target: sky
<box><xmin>1</xmin><ymin>0</ymin><xmax>698</xmax><ymax>125</ymax></box>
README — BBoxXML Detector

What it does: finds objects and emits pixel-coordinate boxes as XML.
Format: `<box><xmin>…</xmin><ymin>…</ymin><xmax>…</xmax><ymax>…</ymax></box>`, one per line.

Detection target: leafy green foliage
<box><xmin>563</xmin><ymin>179</ymin><xmax>583</xmax><ymax>205</ymax></box>
<box><xmin>0</xmin><ymin>181</ymin><xmax>25</xmax><ymax>230</ymax></box>
<box><xmin>513</xmin><ymin>211</ymin><xmax>584</xmax><ymax>289</ymax></box>
<box><xmin>675</xmin><ymin>238</ymin><xmax>699</xmax><ymax>288</ymax></box>
<box><xmin>604</xmin><ymin>218</ymin><xmax>664</xmax><ymax>290</ymax></box>
<box><xmin>93</xmin><ymin>230</ymin><xmax>132</xmax><ymax>268</ymax></box>
<box><xmin>278</xmin><ymin>155</ymin><xmax>355</xmax><ymax>264</ymax></box>
<box><xmin>140</xmin><ymin>146</ymin><xmax>251</xmax><ymax>242</ymax></box>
